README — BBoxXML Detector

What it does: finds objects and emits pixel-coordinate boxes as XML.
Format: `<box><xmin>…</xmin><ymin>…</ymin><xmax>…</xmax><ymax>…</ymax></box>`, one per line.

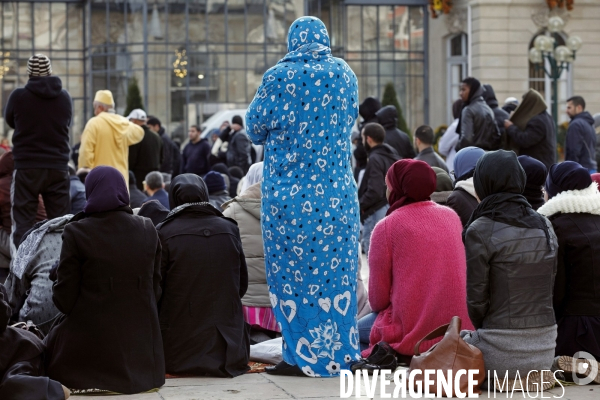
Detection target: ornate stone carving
<box><xmin>445</xmin><ymin>7</ymin><xmax>467</xmax><ymax>34</ymax></box>
<box><xmin>531</xmin><ymin>5</ymin><xmax>571</xmax><ymax>29</ymax></box>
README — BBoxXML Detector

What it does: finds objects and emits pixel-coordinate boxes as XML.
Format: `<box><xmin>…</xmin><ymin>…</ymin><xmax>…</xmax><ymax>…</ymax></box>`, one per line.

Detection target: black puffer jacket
<box><xmin>506</xmin><ymin>112</ymin><xmax>556</xmax><ymax>170</ymax></box>
<box><xmin>482</xmin><ymin>84</ymin><xmax>510</xmax><ymax>139</ymax></box>
<box><xmin>457</xmin><ymin>86</ymin><xmax>501</xmax><ymax>151</ymax></box>
<box><xmin>358</xmin><ymin>144</ymin><xmax>400</xmax><ymax>221</ymax></box>
<box><xmin>464</xmin><ymin>217</ymin><xmax>557</xmax><ymax>329</ymax></box>
<box><xmin>375</xmin><ymin>105</ymin><xmax>416</xmax><ymax>159</ymax></box>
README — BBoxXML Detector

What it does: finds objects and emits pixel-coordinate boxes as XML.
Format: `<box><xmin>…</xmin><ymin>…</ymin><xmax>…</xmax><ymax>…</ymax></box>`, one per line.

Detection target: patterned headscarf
<box><xmin>286</xmin><ymin>16</ymin><xmax>330</xmax><ymax>52</ymax></box>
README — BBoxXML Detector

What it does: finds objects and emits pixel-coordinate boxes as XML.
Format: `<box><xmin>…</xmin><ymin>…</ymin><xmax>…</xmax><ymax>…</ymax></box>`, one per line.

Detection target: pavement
<box><xmin>85</xmin><ymin>372</ymin><xmax>599</xmax><ymax>399</ymax></box>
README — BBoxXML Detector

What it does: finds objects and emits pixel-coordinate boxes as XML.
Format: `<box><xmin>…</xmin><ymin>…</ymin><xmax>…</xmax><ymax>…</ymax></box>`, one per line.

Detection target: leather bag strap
<box><xmin>413</xmin><ymin>323</ymin><xmax>450</xmax><ymax>356</ymax></box>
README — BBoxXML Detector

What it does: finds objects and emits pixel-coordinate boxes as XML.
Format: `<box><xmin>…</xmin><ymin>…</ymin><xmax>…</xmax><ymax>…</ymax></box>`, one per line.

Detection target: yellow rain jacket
<box><xmin>78</xmin><ymin>112</ymin><xmax>144</xmax><ymax>182</ymax></box>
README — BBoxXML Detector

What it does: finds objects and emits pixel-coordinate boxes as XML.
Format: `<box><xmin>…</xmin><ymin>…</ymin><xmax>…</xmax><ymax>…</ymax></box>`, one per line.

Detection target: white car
<box><xmin>200</xmin><ymin>109</ymin><xmax>263</xmax><ymax>163</ymax></box>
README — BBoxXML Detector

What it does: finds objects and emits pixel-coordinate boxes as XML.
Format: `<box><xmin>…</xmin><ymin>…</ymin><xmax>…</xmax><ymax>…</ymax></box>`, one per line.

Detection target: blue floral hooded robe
<box><xmin>246</xmin><ymin>17</ymin><xmax>360</xmax><ymax>377</ymax></box>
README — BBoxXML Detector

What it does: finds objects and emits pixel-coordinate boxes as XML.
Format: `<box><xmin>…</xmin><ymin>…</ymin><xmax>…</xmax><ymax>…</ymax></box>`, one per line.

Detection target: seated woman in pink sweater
<box><xmin>358</xmin><ymin>159</ymin><xmax>473</xmax><ymax>358</ymax></box>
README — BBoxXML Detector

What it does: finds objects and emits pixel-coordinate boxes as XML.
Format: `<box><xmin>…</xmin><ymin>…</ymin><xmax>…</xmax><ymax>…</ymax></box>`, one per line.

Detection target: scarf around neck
<box><xmin>537</xmin><ymin>183</ymin><xmax>600</xmax><ymax>217</ymax></box>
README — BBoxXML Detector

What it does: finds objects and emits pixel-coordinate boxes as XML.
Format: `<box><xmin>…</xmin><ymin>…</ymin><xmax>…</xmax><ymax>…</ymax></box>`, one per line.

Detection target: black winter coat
<box><xmin>157</xmin><ymin>205</ymin><xmax>249</xmax><ymax>377</ymax></box>
<box><xmin>358</xmin><ymin>144</ymin><xmax>400</xmax><ymax>221</ymax></box>
<box><xmin>375</xmin><ymin>105</ymin><xmax>416</xmax><ymax>159</ymax></box>
<box><xmin>549</xmin><ymin>213</ymin><xmax>600</xmax><ymax>319</ymax></box>
<box><xmin>446</xmin><ymin>187</ymin><xmax>478</xmax><ymax>227</ymax></box>
<box><xmin>5</xmin><ymin>77</ymin><xmax>72</xmax><ymax>170</ymax></box>
<box><xmin>45</xmin><ymin>209</ymin><xmax>165</xmax><ymax>394</ymax></box>
<box><xmin>158</xmin><ymin>127</ymin><xmax>181</xmax><ymax>178</ymax></box>
<box><xmin>226</xmin><ymin>129</ymin><xmax>252</xmax><ymax>174</ymax></box>
<box><xmin>565</xmin><ymin>112</ymin><xmax>597</xmax><ymax>171</ymax></box>
<box><xmin>464</xmin><ymin>217</ymin><xmax>557</xmax><ymax>329</ymax></box>
<box><xmin>129</xmin><ymin>125</ymin><xmax>164</xmax><ymax>190</ymax></box>
<box><xmin>506</xmin><ymin>112</ymin><xmax>556</xmax><ymax>170</ymax></box>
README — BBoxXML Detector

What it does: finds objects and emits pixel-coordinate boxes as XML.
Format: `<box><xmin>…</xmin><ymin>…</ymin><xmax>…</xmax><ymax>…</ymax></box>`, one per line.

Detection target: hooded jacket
<box><xmin>0</xmin><ymin>152</ymin><xmax>46</xmax><ymax>234</ymax></box>
<box><xmin>4</xmin><ymin>76</ymin><xmax>72</xmax><ymax>170</ymax></box>
<box><xmin>222</xmin><ymin>184</ymin><xmax>269</xmax><ymax>307</ymax></box>
<box><xmin>456</xmin><ymin>86</ymin><xmax>501</xmax><ymax>151</ymax></box>
<box><xmin>482</xmin><ymin>84</ymin><xmax>510</xmax><ymax>139</ymax></box>
<box><xmin>565</xmin><ymin>111</ymin><xmax>597</xmax><ymax>171</ymax></box>
<box><xmin>78</xmin><ymin>112</ymin><xmax>144</xmax><ymax>181</ymax></box>
<box><xmin>358</xmin><ymin>144</ymin><xmax>400</xmax><ymax>220</ymax></box>
<box><xmin>157</xmin><ymin>174</ymin><xmax>249</xmax><ymax>377</ymax></box>
<box><xmin>507</xmin><ymin>112</ymin><xmax>556</xmax><ymax>170</ymax></box>
<box><xmin>446</xmin><ymin>179</ymin><xmax>479</xmax><ymax>227</ymax></box>
<box><xmin>375</xmin><ymin>105</ymin><xmax>416</xmax><ymax>159</ymax></box>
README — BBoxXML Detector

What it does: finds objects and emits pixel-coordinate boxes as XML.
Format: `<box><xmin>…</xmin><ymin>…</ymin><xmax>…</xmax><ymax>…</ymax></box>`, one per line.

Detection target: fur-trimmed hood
<box><xmin>537</xmin><ymin>183</ymin><xmax>600</xmax><ymax>217</ymax></box>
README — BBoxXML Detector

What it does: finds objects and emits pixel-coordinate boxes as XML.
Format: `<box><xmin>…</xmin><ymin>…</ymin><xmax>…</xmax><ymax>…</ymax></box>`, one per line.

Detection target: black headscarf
<box><xmin>518</xmin><ymin>155</ymin><xmax>547</xmax><ymax>210</ymax></box>
<box><xmin>84</xmin><ymin>166</ymin><xmax>130</xmax><ymax>214</ymax></box>
<box><xmin>545</xmin><ymin>161</ymin><xmax>592</xmax><ymax>199</ymax></box>
<box><xmin>138</xmin><ymin>200</ymin><xmax>169</xmax><ymax>227</ymax></box>
<box><xmin>464</xmin><ymin>150</ymin><xmax>551</xmax><ymax>245</ymax></box>
<box><xmin>456</xmin><ymin>77</ymin><xmax>482</xmax><ymax>135</ymax></box>
<box><xmin>168</xmin><ymin>173</ymin><xmax>210</xmax><ymax>209</ymax></box>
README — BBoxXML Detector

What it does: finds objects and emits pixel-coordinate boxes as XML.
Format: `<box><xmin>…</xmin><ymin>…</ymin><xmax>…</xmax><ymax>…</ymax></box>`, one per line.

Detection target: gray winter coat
<box><xmin>222</xmin><ymin>184</ymin><xmax>269</xmax><ymax>307</ymax></box>
<box><xmin>457</xmin><ymin>86</ymin><xmax>501</xmax><ymax>151</ymax></box>
<box><xmin>227</xmin><ymin>129</ymin><xmax>252</xmax><ymax>173</ymax></box>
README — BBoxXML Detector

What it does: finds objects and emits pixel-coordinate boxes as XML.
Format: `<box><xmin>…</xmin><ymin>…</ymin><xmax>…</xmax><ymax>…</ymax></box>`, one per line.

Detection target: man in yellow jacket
<box><xmin>78</xmin><ymin>90</ymin><xmax>144</xmax><ymax>182</ymax></box>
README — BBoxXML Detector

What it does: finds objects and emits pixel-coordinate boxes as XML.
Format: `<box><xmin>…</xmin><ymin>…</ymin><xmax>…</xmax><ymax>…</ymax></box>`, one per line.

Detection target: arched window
<box><xmin>447</xmin><ymin>33</ymin><xmax>468</xmax><ymax>122</ymax></box>
<box><xmin>529</xmin><ymin>30</ymin><xmax>572</xmax><ymax>124</ymax></box>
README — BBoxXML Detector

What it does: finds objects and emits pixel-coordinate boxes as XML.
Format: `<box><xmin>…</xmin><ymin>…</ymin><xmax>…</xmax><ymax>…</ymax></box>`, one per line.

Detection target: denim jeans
<box><xmin>361</xmin><ymin>205</ymin><xmax>389</xmax><ymax>257</ymax></box>
<box><xmin>357</xmin><ymin>312</ymin><xmax>378</xmax><ymax>352</ymax></box>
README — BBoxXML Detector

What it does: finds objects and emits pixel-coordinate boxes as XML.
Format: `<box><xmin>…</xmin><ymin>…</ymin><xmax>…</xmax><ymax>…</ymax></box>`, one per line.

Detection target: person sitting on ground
<box><xmin>517</xmin><ymin>155</ymin><xmax>547</xmax><ymax>210</ymax></box>
<box><xmin>375</xmin><ymin>105</ymin><xmax>416</xmax><ymax>159</ymax></box>
<box><xmin>156</xmin><ymin>174</ymin><xmax>249</xmax><ymax>376</ymax></box>
<box><xmin>0</xmin><ymin>151</ymin><xmax>46</xmax><ymax>281</ymax></box>
<box><xmin>212</xmin><ymin>163</ymin><xmax>239</xmax><ymax>198</ymax></box>
<box><xmin>143</xmin><ymin>171</ymin><xmax>169</xmax><ymax>210</ymax></box>
<box><xmin>222</xmin><ymin>162</ymin><xmax>279</xmax><ymax>342</ymax></box>
<box><xmin>446</xmin><ymin>146</ymin><xmax>486</xmax><ymax>227</ymax></box>
<box><xmin>358</xmin><ymin>159</ymin><xmax>473</xmax><ymax>357</ymax></box>
<box><xmin>504</xmin><ymin>89</ymin><xmax>556</xmax><ymax>170</ymax></box>
<box><xmin>537</xmin><ymin>162</ymin><xmax>600</xmax><ymax>371</ymax></box>
<box><xmin>137</xmin><ymin>200</ymin><xmax>169</xmax><ymax>227</ymax></box>
<box><xmin>430</xmin><ymin>167</ymin><xmax>453</xmax><ymax>206</ymax></box>
<box><xmin>204</xmin><ymin>171</ymin><xmax>231</xmax><ymax>210</ymax></box>
<box><xmin>359</xmin><ymin>123</ymin><xmax>400</xmax><ymax>256</ymax></box>
<box><xmin>4</xmin><ymin>214</ymin><xmax>72</xmax><ymax>335</ymax></box>
<box><xmin>0</xmin><ymin>284</ymin><xmax>70</xmax><ymax>399</ymax></box>
<box><xmin>69</xmin><ymin>166</ymin><xmax>86</xmax><ymax>214</ymax></box>
<box><xmin>414</xmin><ymin>125</ymin><xmax>449</xmax><ymax>173</ymax></box>
<box><xmin>128</xmin><ymin>171</ymin><xmax>148</xmax><ymax>209</ymax></box>
<box><xmin>462</xmin><ymin>150</ymin><xmax>558</xmax><ymax>390</ymax></box>
<box><xmin>438</xmin><ymin>99</ymin><xmax>463</xmax><ymax>172</ymax></box>
<box><xmin>44</xmin><ymin>166</ymin><xmax>165</xmax><ymax>395</ymax></box>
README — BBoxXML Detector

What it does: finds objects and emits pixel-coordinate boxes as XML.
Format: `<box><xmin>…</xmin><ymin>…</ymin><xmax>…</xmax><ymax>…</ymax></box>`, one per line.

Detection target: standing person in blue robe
<box><xmin>246</xmin><ymin>16</ymin><xmax>360</xmax><ymax>378</ymax></box>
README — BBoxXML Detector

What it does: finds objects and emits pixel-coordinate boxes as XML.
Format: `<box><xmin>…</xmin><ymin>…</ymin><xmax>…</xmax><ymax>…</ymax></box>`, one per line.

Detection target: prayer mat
<box><xmin>68</xmin><ymin>388</ymin><xmax>160</xmax><ymax>396</ymax></box>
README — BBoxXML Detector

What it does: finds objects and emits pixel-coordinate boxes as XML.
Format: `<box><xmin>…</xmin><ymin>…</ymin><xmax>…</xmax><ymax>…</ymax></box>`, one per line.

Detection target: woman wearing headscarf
<box><xmin>44</xmin><ymin>166</ymin><xmax>164</xmax><ymax>394</ymax></box>
<box><xmin>430</xmin><ymin>167</ymin><xmax>453</xmax><ymax>205</ymax></box>
<box><xmin>446</xmin><ymin>146</ymin><xmax>486</xmax><ymax>226</ymax></box>
<box><xmin>517</xmin><ymin>155</ymin><xmax>547</xmax><ymax>210</ymax></box>
<box><xmin>455</xmin><ymin>77</ymin><xmax>500</xmax><ymax>151</ymax></box>
<box><xmin>504</xmin><ymin>89</ymin><xmax>556</xmax><ymax>170</ymax></box>
<box><xmin>358</xmin><ymin>160</ymin><xmax>472</xmax><ymax>357</ymax></box>
<box><xmin>246</xmin><ymin>17</ymin><xmax>360</xmax><ymax>377</ymax></box>
<box><xmin>462</xmin><ymin>150</ymin><xmax>558</xmax><ymax>390</ymax></box>
<box><xmin>538</xmin><ymin>162</ymin><xmax>600</xmax><ymax>377</ymax></box>
<box><xmin>156</xmin><ymin>174</ymin><xmax>249</xmax><ymax>377</ymax></box>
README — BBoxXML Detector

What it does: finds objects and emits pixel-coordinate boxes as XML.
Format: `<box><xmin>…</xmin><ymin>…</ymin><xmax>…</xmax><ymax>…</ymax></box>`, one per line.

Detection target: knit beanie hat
<box><xmin>545</xmin><ymin>161</ymin><xmax>592</xmax><ymax>199</ymax></box>
<box><xmin>204</xmin><ymin>171</ymin><xmax>226</xmax><ymax>194</ymax></box>
<box><xmin>27</xmin><ymin>54</ymin><xmax>52</xmax><ymax>77</ymax></box>
<box><xmin>232</xmin><ymin>115</ymin><xmax>244</xmax><ymax>126</ymax></box>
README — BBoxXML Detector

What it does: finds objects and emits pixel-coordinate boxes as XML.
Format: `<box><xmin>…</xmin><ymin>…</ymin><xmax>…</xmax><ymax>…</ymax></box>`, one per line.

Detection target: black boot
<box><xmin>265</xmin><ymin>361</ymin><xmax>306</xmax><ymax>377</ymax></box>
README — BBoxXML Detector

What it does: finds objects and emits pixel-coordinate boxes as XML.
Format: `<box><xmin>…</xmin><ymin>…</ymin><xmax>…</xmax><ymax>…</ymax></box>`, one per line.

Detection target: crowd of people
<box><xmin>0</xmin><ymin>15</ymin><xmax>599</xmax><ymax>399</ymax></box>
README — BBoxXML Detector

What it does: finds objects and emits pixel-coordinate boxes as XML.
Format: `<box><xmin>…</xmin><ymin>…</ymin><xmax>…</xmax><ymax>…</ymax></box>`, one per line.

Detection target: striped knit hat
<box><xmin>27</xmin><ymin>54</ymin><xmax>52</xmax><ymax>77</ymax></box>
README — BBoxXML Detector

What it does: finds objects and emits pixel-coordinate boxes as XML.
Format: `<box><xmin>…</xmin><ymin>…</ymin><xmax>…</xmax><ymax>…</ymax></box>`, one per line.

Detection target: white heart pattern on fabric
<box><xmin>293</xmin><ymin>246</ymin><xmax>304</xmax><ymax>257</ymax></box>
<box><xmin>287</xmin><ymin>70</ymin><xmax>295</xmax><ymax>79</ymax></box>
<box><xmin>322</xmin><ymin>94</ymin><xmax>331</xmax><ymax>106</ymax></box>
<box><xmin>333</xmin><ymin>291</ymin><xmax>351</xmax><ymax>316</ymax></box>
<box><xmin>283</xmin><ymin>284</ymin><xmax>293</xmax><ymax>295</ymax></box>
<box><xmin>299</xmin><ymin>31</ymin><xmax>308</xmax><ymax>42</ymax></box>
<box><xmin>269</xmin><ymin>292</ymin><xmax>278</xmax><ymax>308</ymax></box>
<box><xmin>331</xmin><ymin>258</ymin><xmax>340</xmax><ymax>270</ymax></box>
<box><xmin>318</xmin><ymin>297</ymin><xmax>332</xmax><ymax>313</ymax></box>
<box><xmin>296</xmin><ymin>337</ymin><xmax>318</xmax><ymax>364</ymax></box>
<box><xmin>286</xmin><ymin>84</ymin><xmax>296</xmax><ymax>95</ymax></box>
<box><xmin>280</xmin><ymin>299</ymin><xmax>297</xmax><ymax>323</ymax></box>
<box><xmin>349</xmin><ymin>326</ymin><xmax>359</xmax><ymax>350</ymax></box>
<box><xmin>309</xmin><ymin>284</ymin><xmax>320</xmax><ymax>295</ymax></box>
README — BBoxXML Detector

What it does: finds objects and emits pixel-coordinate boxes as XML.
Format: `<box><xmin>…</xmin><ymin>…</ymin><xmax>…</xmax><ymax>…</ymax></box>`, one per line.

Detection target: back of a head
<box><xmin>453</xmin><ymin>146</ymin><xmax>486</xmax><ymax>182</ymax></box>
<box><xmin>203</xmin><ymin>171</ymin><xmax>226</xmax><ymax>195</ymax></box>
<box><xmin>232</xmin><ymin>115</ymin><xmax>244</xmax><ymax>127</ymax></box>
<box><xmin>452</xmin><ymin>99</ymin><xmax>463</xmax><ymax>120</ymax></box>
<box><xmin>474</xmin><ymin>150</ymin><xmax>525</xmax><ymax>200</ymax></box>
<box><xmin>138</xmin><ymin>200</ymin><xmax>169</xmax><ymax>227</ymax></box>
<box><xmin>27</xmin><ymin>54</ymin><xmax>52</xmax><ymax>77</ymax></box>
<box><xmin>147</xmin><ymin>116</ymin><xmax>161</xmax><ymax>127</ymax></box>
<box><xmin>359</xmin><ymin>97</ymin><xmax>382</xmax><ymax>121</ymax></box>
<box><xmin>128</xmin><ymin>170</ymin><xmax>137</xmax><ymax>187</ymax></box>
<box><xmin>567</xmin><ymin>95</ymin><xmax>586</xmax><ymax>110</ymax></box>
<box><xmin>211</xmin><ymin>163</ymin><xmax>230</xmax><ymax>176</ymax></box>
<box><xmin>229</xmin><ymin>166</ymin><xmax>244</xmax><ymax>180</ymax></box>
<box><xmin>145</xmin><ymin>171</ymin><xmax>164</xmax><ymax>191</ymax></box>
<box><xmin>362</xmin><ymin>123</ymin><xmax>385</xmax><ymax>144</ymax></box>
<box><xmin>168</xmin><ymin>173</ymin><xmax>209</xmax><ymax>209</ymax></box>
<box><xmin>414</xmin><ymin>125</ymin><xmax>434</xmax><ymax>146</ymax></box>
<box><xmin>545</xmin><ymin>161</ymin><xmax>592</xmax><ymax>199</ymax></box>
<box><xmin>517</xmin><ymin>155</ymin><xmax>547</xmax><ymax>188</ymax></box>
<box><xmin>432</xmin><ymin>167</ymin><xmax>453</xmax><ymax>192</ymax></box>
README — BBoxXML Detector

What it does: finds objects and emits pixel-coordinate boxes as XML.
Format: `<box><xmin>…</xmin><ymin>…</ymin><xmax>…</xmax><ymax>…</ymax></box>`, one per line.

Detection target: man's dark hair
<box><xmin>415</xmin><ymin>125</ymin><xmax>434</xmax><ymax>145</ymax></box>
<box><xmin>567</xmin><ymin>96</ymin><xmax>586</xmax><ymax>110</ymax></box>
<box><xmin>362</xmin><ymin>123</ymin><xmax>385</xmax><ymax>144</ymax></box>
<box><xmin>147</xmin><ymin>116</ymin><xmax>161</xmax><ymax>127</ymax></box>
<box><xmin>190</xmin><ymin>125</ymin><xmax>200</xmax><ymax>132</ymax></box>
<box><xmin>144</xmin><ymin>171</ymin><xmax>164</xmax><ymax>190</ymax></box>
<box><xmin>452</xmin><ymin>99</ymin><xmax>463</xmax><ymax>120</ymax></box>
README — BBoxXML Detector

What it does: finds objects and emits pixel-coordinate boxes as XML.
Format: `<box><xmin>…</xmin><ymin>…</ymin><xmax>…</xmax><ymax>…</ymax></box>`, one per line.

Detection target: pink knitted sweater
<box><xmin>362</xmin><ymin>201</ymin><xmax>474</xmax><ymax>357</ymax></box>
